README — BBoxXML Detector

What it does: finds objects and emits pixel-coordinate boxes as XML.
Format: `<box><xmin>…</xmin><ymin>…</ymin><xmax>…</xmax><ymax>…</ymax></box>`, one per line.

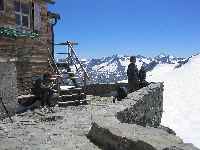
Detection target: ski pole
<box><xmin>0</xmin><ymin>97</ymin><xmax>13</xmax><ymax>123</ymax></box>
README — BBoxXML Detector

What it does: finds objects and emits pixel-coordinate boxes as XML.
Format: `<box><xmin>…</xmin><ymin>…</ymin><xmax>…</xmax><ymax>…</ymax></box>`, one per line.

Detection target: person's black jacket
<box><xmin>127</xmin><ymin>63</ymin><xmax>139</xmax><ymax>81</ymax></box>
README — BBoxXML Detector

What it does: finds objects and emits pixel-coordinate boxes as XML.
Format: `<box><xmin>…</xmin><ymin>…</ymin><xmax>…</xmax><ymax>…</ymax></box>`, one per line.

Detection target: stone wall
<box><xmin>117</xmin><ymin>83</ymin><xmax>164</xmax><ymax>127</ymax></box>
<box><xmin>84</xmin><ymin>83</ymin><xmax>128</xmax><ymax>96</ymax></box>
<box><xmin>86</xmin><ymin>83</ymin><xmax>163</xmax><ymax>127</ymax></box>
<box><xmin>85</xmin><ymin>82</ymin><xmax>164</xmax><ymax>127</ymax></box>
<box><xmin>0</xmin><ymin>62</ymin><xmax>17</xmax><ymax>118</ymax></box>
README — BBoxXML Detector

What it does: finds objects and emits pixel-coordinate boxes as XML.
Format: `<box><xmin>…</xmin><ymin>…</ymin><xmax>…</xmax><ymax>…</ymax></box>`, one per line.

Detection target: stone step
<box><xmin>70</xmin><ymin>87</ymin><xmax>83</xmax><ymax>94</ymax></box>
<box><xmin>72</xmin><ymin>93</ymin><xmax>82</xmax><ymax>100</ymax></box>
<box><xmin>60</xmin><ymin>85</ymin><xmax>75</xmax><ymax>90</ymax></box>
<box><xmin>72</xmin><ymin>93</ymin><xmax>86</xmax><ymax>100</ymax></box>
<box><xmin>79</xmin><ymin>99</ymin><xmax>88</xmax><ymax>105</ymax></box>
<box><xmin>61</xmin><ymin>94</ymin><xmax>73</xmax><ymax>102</ymax></box>
<box><xmin>60</xmin><ymin>87</ymin><xmax>83</xmax><ymax>95</ymax></box>
<box><xmin>67</xmin><ymin>71</ymin><xmax>75</xmax><ymax>75</ymax></box>
<box><xmin>58</xmin><ymin>101</ymin><xmax>77</xmax><ymax>107</ymax></box>
<box><xmin>60</xmin><ymin>90</ymin><xmax>71</xmax><ymax>95</ymax></box>
<box><xmin>61</xmin><ymin>72</ymin><xmax>75</xmax><ymax>76</ymax></box>
<box><xmin>69</xmin><ymin>76</ymin><xmax>79</xmax><ymax>80</ymax></box>
<box><xmin>60</xmin><ymin>93</ymin><xmax>86</xmax><ymax>102</ymax></box>
<box><xmin>56</xmin><ymin>63</ymin><xmax>69</xmax><ymax>68</ymax></box>
<box><xmin>51</xmin><ymin>75</ymin><xmax>62</xmax><ymax>78</ymax></box>
<box><xmin>58</xmin><ymin>99</ymin><xmax>88</xmax><ymax>107</ymax></box>
<box><xmin>80</xmin><ymin>93</ymin><xmax>86</xmax><ymax>99</ymax></box>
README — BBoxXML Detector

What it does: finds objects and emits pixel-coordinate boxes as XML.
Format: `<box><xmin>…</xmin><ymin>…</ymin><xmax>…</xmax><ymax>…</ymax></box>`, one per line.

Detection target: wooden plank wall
<box><xmin>0</xmin><ymin>0</ymin><xmax>53</xmax><ymax>95</ymax></box>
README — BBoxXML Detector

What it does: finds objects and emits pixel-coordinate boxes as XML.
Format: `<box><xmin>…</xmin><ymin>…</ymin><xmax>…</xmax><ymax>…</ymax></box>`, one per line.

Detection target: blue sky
<box><xmin>49</xmin><ymin>0</ymin><xmax>200</xmax><ymax>59</ymax></box>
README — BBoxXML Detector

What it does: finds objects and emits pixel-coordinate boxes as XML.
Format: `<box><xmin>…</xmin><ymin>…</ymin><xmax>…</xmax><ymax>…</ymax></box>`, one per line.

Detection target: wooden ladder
<box><xmin>55</xmin><ymin>41</ymin><xmax>90</xmax><ymax>89</ymax></box>
<box><xmin>54</xmin><ymin>41</ymin><xmax>90</xmax><ymax>107</ymax></box>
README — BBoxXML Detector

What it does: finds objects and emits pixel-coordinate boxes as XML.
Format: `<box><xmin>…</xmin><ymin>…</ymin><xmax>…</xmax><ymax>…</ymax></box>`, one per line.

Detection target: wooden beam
<box><xmin>43</xmin><ymin>0</ymin><xmax>55</xmax><ymax>4</ymax></box>
<box><xmin>48</xmin><ymin>11</ymin><xmax>60</xmax><ymax>20</ymax></box>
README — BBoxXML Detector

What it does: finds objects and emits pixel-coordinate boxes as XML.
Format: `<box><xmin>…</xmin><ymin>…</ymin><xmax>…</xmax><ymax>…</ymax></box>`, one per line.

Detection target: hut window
<box><xmin>15</xmin><ymin>1</ymin><xmax>30</xmax><ymax>28</ymax></box>
<box><xmin>0</xmin><ymin>0</ymin><xmax>4</xmax><ymax>11</ymax></box>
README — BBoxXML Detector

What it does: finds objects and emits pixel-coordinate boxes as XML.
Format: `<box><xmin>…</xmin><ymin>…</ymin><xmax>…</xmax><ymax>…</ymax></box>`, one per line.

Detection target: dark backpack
<box><xmin>139</xmin><ymin>68</ymin><xmax>146</xmax><ymax>81</ymax></box>
<box><xmin>116</xmin><ymin>87</ymin><xmax>127</xmax><ymax>101</ymax></box>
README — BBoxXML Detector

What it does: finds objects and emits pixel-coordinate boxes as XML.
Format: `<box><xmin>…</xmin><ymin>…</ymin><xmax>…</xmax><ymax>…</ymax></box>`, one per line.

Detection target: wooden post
<box><xmin>84</xmin><ymin>72</ymin><xmax>87</xmax><ymax>93</ymax></box>
<box><xmin>67</xmin><ymin>45</ymin><xmax>71</xmax><ymax>65</ymax></box>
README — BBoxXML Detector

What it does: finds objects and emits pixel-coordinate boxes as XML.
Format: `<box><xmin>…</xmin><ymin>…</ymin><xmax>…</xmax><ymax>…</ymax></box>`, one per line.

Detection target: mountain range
<box><xmin>70</xmin><ymin>53</ymin><xmax>186</xmax><ymax>84</ymax></box>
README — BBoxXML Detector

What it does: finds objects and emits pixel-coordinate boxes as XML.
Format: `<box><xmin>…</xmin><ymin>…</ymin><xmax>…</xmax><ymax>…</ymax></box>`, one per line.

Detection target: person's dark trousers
<box><xmin>128</xmin><ymin>80</ymin><xmax>139</xmax><ymax>93</ymax></box>
<box><xmin>43</xmin><ymin>88</ymin><xmax>54</xmax><ymax>107</ymax></box>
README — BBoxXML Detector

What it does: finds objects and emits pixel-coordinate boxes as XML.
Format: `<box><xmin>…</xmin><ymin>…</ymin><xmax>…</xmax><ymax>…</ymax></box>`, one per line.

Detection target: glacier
<box><xmin>147</xmin><ymin>54</ymin><xmax>200</xmax><ymax>148</ymax></box>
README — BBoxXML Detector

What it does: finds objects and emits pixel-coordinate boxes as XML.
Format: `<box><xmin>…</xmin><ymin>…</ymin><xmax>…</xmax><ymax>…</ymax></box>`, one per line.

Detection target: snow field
<box><xmin>147</xmin><ymin>54</ymin><xmax>200</xmax><ymax>148</ymax></box>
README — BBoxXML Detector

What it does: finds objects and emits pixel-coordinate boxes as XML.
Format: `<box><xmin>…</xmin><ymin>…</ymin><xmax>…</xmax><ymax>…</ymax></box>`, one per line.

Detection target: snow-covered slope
<box><xmin>147</xmin><ymin>54</ymin><xmax>200</xmax><ymax>148</ymax></box>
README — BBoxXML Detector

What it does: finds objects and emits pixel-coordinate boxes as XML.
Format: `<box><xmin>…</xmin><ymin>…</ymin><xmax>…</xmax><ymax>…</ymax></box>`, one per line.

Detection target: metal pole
<box><xmin>51</xmin><ymin>25</ymin><xmax>55</xmax><ymax>59</ymax></box>
<box><xmin>0</xmin><ymin>97</ymin><xmax>13</xmax><ymax>123</ymax></box>
<box><xmin>51</xmin><ymin>18</ymin><xmax>58</xmax><ymax>59</ymax></box>
<box><xmin>67</xmin><ymin>44</ymin><xmax>71</xmax><ymax>65</ymax></box>
<box><xmin>84</xmin><ymin>72</ymin><xmax>87</xmax><ymax>93</ymax></box>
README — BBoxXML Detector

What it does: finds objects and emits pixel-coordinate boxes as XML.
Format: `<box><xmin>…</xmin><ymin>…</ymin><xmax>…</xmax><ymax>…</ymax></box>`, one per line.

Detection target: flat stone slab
<box><xmin>88</xmin><ymin>114</ymin><xmax>184</xmax><ymax>150</ymax></box>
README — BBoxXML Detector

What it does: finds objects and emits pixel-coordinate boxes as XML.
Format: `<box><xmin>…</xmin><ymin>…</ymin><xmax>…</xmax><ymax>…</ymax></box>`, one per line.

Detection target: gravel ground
<box><xmin>0</xmin><ymin>96</ymin><xmax>115</xmax><ymax>150</ymax></box>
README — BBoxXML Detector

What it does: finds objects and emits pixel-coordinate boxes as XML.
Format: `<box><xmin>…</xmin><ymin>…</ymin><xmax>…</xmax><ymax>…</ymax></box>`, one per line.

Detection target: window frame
<box><xmin>15</xmin><ymin>0</ymin><xmax>30</xmax><ymax>29</ymax></box>
<box><xmin>0</xmin><ymin>0</ymin><xmax>4</xmax><ymax>12</ymax></box>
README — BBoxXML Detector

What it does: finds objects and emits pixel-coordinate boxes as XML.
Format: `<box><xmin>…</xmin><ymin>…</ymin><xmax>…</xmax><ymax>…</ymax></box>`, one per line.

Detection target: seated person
<box><xmin>138</xmin><ymin>65</ymin><xmax>149</xmax><ymax>88</ymax></box>
<box><xmin>113</xmin><ymin>86</ymin><xmax>127</xmax><ymax>103</ymax></box>
<box><xmin>32</xmin><ymin>74</ymin><xmax>55</xmax><ymax>107</ymax></box>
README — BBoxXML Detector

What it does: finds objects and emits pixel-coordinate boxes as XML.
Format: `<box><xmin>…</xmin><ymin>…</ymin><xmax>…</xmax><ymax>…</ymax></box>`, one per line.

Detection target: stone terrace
<box><xmin>0</xmin><ymin>83</ymin><xmax>198</xmax><ymax>150</ymax></box>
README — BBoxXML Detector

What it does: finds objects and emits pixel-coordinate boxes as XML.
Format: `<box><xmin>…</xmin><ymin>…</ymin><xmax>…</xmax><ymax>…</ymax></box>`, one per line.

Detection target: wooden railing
<box><xmin>66</xmin><ymin>41</ymin><xmax>90</xmax><ymax>90</ymax></box>
<box><xmin>47</xmin><ymin>48</ymin><xmax>60</xmax><ymax>75</ymax></box>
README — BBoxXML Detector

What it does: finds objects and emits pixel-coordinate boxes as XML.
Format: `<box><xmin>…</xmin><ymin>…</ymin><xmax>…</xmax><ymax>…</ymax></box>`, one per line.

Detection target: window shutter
<box><xmin>0</xmin><ymin>0</ymin><xmax>4</xmax><ymax>11</ymax></box>
<box><xmin>34</xmin><ymin>2</ymin><xmax>41</xmax><ymax>31</ymax></box>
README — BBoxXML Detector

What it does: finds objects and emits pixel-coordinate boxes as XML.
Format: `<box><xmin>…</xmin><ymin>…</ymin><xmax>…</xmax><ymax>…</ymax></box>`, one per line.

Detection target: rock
<box><xmin>88</xmin><ymin>114</ymin><xmax>184</xmax><ymax>150</ymax></box>
<box><xmin>158</xmin><ymin>125</ymin><xmax>176</xmax><ymax>135</ymax></box>
<box><xmin>163</xmin><ymin>144</ymin><xmax>200</xmax><ymax>150</ymax></box>
<box><xmin>88</xmin><ymin>122</ymin><xmax>156</xmax><ymax>150</ymax></box>
<box><xmin>116</xmin><ymin>83</ymin><xmax>164</xmax><ymax>127</ymax></box>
